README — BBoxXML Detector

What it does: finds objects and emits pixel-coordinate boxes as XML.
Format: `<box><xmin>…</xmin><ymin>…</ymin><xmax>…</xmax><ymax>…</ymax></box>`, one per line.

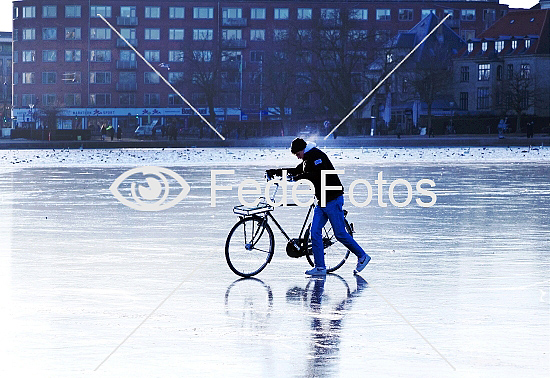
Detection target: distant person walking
<box><xmin>117</xmin><ymin>126</ymin><xmax>122</xmax><ymax>140</ymax></box>
<box><xmin>100</xmin><ymin>124</ymin><xmax>107</xmax><ymax>141</ymax></box>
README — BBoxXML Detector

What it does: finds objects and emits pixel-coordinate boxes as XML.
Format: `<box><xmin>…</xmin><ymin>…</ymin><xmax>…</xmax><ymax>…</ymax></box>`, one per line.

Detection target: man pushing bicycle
<box><xmin>267</xmin><ymin>138</ymin><xmax>371</xmax><ymax>276</ymax></box>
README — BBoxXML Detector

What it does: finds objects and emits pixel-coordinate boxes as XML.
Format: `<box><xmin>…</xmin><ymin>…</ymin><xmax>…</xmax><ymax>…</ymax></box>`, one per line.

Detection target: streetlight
<box><xmin>28</xmin><ymin>103</ymin><xmax>35</xmax><ymax>139</ymax></box>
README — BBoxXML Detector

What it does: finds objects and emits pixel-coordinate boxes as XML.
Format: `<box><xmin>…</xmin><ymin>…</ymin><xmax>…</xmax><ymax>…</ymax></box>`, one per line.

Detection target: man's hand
<box><xmin>266</xmin><ymin>169</ymin><xmax>282</xmax><ymax>180</ymax></box>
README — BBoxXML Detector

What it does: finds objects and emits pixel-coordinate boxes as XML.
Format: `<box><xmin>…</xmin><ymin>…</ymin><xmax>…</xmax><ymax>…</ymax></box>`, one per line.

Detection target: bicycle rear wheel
<box><xmin>305</xmin><ymin>218</ymin><xmax>352</xmax><ymax>273</ymax></box>
<box><xmin>225</xmin><ymin>216</ymin><xmax>274</xmax><ymax>277</ymax></box>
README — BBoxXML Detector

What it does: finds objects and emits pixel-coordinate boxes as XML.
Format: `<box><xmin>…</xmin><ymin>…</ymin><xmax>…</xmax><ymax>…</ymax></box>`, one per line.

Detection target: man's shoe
<box><xmin>354</xmin><ymin>254</ymin><xmax>371</xmax><ymax>274</ymax></box>
<box><xmin>305</xmin><ymin>267</ymin><xmax>327</xmax><ymax>276</ymax></box>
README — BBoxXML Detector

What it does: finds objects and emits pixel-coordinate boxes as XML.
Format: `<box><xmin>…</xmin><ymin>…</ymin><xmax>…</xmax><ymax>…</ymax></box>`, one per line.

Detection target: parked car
<box><xmin>134</xmin><ymin>119</ymin><xmax>160</xmax><ymax>137</ymax></box>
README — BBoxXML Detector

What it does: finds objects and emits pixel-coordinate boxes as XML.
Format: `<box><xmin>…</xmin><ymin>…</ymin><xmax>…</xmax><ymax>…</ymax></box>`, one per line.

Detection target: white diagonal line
<box><xmin>325</xmin><ymin>14</ymin><xmax>451</xmax><ymax>140</ymax></box>
<box><xmin>98</xmin><ymin>14</ymin><xmax>226</xmax><ymax>141</ymax></box>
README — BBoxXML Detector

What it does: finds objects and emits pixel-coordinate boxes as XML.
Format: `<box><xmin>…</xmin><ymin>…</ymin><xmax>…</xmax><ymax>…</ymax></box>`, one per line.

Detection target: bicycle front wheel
<box><xmin>225</xmin><ymin>216</ymin><xmax>275</xmax><ymax>277</ymax></box>
<box><xmin>305</xmin><ymin>218</ymin><xmax>351</xmax><ymax>273</ymax></box>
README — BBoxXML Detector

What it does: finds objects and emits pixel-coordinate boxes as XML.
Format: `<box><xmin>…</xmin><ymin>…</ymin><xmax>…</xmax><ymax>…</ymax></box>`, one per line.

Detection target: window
<box><xmin>192</xmin><ymin>93</ymin><xmax>207</xmax><ymax>106</ymax></box>
<box><xmin>274</xmin><ymin>8</ymin><xmax>289</xmax><ymax>20</ymax></box>
<box><xmin>495</xmin><ymin>40</ymin><xmax>504</xmax><ymax>53</ymax></box>
<box><xmin>144</xmin><ymin>50</ymin><xmax>160</xmax><ymax>62</ymax></box>
<box><xmin>193</xmin><ymin>29</ymin><xmax>213</xmax><ymax>41</ymax></box>
<box><xmin>298</xmin><ymin>8</ymin><xmax>312</xmax><ymax>20</ymax></box>
<box><xmin>168</xmin><ymin>94</ymin><xmax>184</xmax><ymax>105</ymax></box>
<box><xmin>144</xmin><ymin>93</ymin><xmax>160</xmax><ymax>106</ymax></box>
<box><xmin>273</xmin><ymin>29</ymin><xmax>289</xmax><ymax>41</ymax></box>
<box><xmin>483</xmin><ymin>9</ymin><xmax>496</xmax><ymax>21</ymax></box>
<box><xmin>120</xmin><ymin>6</ymin><xmax>136</xmax><ymax>18</ymax></box>
<box><xmin>65</xmin><ymin>94</ymin><xmax>81</xmax><ymax>106</ymax></box>
<box><xmin>496</xmin><ymin>65</ymin><xmax>503</xmax><ymax>81</ymax></box>
<box><xmin>42</xmin><ymin>50</ymin><xmax>57</xmax><ymax>62</ymax></box>
<box><xmin>422</xmin><ymin>9</ymin><xmax>436</xmax><ymax>18</ymax></box>
<box><xmin>21</xmin><ymin>95</ymin><xmax>37</xmax><ymax>107</ymax></box>
<box><xmin>90</xmin><ymin>72</ymin><xmax>111</xmax><ymax>84</ymax></box>
<box><xmin>478</xmin><ymin>64</ymin><xmax>490</xmax><ymax>81</ymax></box>
<box><xmin>223</xmin><ymin>8</ymin><xmax>242</xmax><ymax>19</ymax></box>
<box><xmin>169</xmin><ymin>29</ymin><xmax>184</xmax><ymax>41</ymax></box>
<box><xmin>144</xmin><ymin>72</ymin><xmax>160</xmax><ymax>84</ymax></box>
<box><xmin>482</xmin><ymin>42</ymin><xmax>488</xmax><ymax>52</ymax></box>
<box><xmin>512</xmin><ymin>40</ymin><xmax>518</xmax><ymax>50</ymax></box>
<box><xmin>349</xmin><ymin>9</ymin><xmax>368</xmax><ymax>20</ymax></box>
<box><xmin>459</xmin><ymin>92</ymin><xmax>469</xmax><ymax>110</ymax></box>
<box><xmin>507</xmin><ymin>64</ymin><xmax>514</xmax><ymax>80</ymax></box>
<box><xmin>193</xmin><ymin>50</ymin><xmax>212</xmax><ymax>62</ymax></box>
<box><xmin>375</xmin><ymin>30</ymin><xmax>390</xmax><ymax>42</ymax></box>
<box><xmin>520</xmin><ymin>64</ymin><xmax>530</xmax><ymax>79</ymax></box>
<box><xmin>169</xmin><ymin>7</ymin><xmax>185</xmax><ymax>19</ymax></box>
<box><xmin>91</xmin><ymin>6</ymin><xmax>111</xmax><ymax>18</ymax></box>
<box><xmin>444</xmin><ymin>10</ymin><xmax>454</xmax><ymax>19</ymax></box>
<box><xmin>145</xmin><ymin>29</ymin><xmax>160</xmax><ymax>40</ymax></box>
<box><xmin>250</xmin><ymin>51</ymin><xmax>264</xmax><ymax>62</ymax></box>
<box><xmin>462</xmin><ymin>30</ymin><xmax>476</xmax><ymax>41</ymax></box>
<box><xmin>47</xmin><ymin>72</ymin><xmax>62</xmax><ymax>85</ymax></box>
<box><xmin>250</xmin><ymin>29</ymin><xmax>265</xmax><ymax>41</ymax></box>
<box><xmin>168</xmin><ymin>72</ymin><xmax>184</xmax><ymax>85</ymax></box>
<box><xmin>249</xmin><ymin>72</ymin><xmax>262</xmax><ymax>84</ymax></box>
<box><xmin>467</xmin><ymin>43</ymin><xmax>474</xmax><ymax>53</ymax></box>
<box><xmin>119</xmin><ymin>93</ymin><xmax>135</xmax><ymax>106</ymax></box>
<box><xmin>477</xmin><ymin>88</ymin><xmax>490</xmax><ymax>109</ymax></box>
<box><xmin>376</xmin><ymin>9</ymin><xmax>391</xmax><ymax>21</ymax></box>
<box><xmin>119</xmin><ymin>72</ymin><xmax>136</xmax><ymax>83</ymax></box>
<box><xmin>22</xmin><ymin>72</ymin><xmax>35</xmax><ymax>84</ymax></box>
<box><xmin>169</xmin><ymin>50</ymin><xmax>184</xmax><ymax>62</ymax></box>
<box><xmin>145</xmin><ymin>7</ymin><xmax>160</xmax><ymax>18</ymax></box>
<box><xmin>121</xmin><ymin>28</ymin><xmax>136</xmax><ymax>40</ymax></box>
<box><xmin>194</xmin><ymin>7</ymin><xmax>214</xmax><ymax>19</ymax></box>
<box><xmin>297</xmin><ymin>29</ymin><xmax>313</xmax><ymax>42</ymax></box>
<box><xmin>90</xmin><ymin>50</ymin><xmax>111</xmax><ymax>62</ymax></box>
<box><xmin>22</xmin><ymin>6</ymin><xmax>36</xmax><ymax>18</ymax></box>
<box><xmin>321</xmin><ymin>9</ymin><xmax>340</xmax><ymax>20</ymax></box>
<box><xmin>398</xmin><ymin>9</ymin><xmax>413</xmax><ymax>21</ymax></box>
<box><xmin>42</xmin><ymin>94</ymin><xmax>56</xmax><ymax>106</ymax></box>
<box><xmin>43</xmin><ymin>6</ymin><xmax>57</xmax><ymax>18</ymax></box>
<box><xmin>90</xmin><ymin>28</ymin><xmax>111</xmax><ymax>40</ymax></box>
<box><xmin>349</xmin><ymin>30</ymin><xmax>368</xmax><ymax>41</ymax></box>
<box><xmin>461</xmin><ymin>66</ymin><xmax>470</xmax><ymax>82</ymax></box>
<box><xmin>63</xmin><ymin>72</ymin><xmax>81</xmax><ymax>84</ymax></box>
<box><xmin>65</xmin><ymin>27</ymin><xmax>81</xmax><ymax>40</ymax></box>
<box><xmin>65</xmin><ymin>50</ymin><xmax>82</xmax><ymax>62</ymax></box>
<box><xmin>222</xmin><ymin>29</ymin><xmax>242</xmax><ymax>40</ymax></box>
<box><xmin>65</xmin><ymin>5</ymin><xmax>81</xmax><ymax>18</ymax></box>
<box><xmin>42</xmin><ymin>28</ymin><xmax>57</xmax><ymax>40</ymax></box>
<box><xmin>22</xmin><ymin>50</ymin><xmax>36</xmax><ymax>62</ymax></box>
<box><xmin>461</xmin><ymin>10</ymin><xmax>475</xmax><ymax>21</ymax></box>
<box><xmin>525</xmin><ymin>39</ymin><xmax>531</xmax><ymax>49</ymax></box>
<box><xmin>90</xmin><ymin>94</ymin><xmax>111</xmax><ymax>106</ymax></box>
<box><xmin>251</xmin><ymin>8</ymin><xmax>266</xmax><ymax>20</ymax></box>
<box><xmin>22</xmin><ymin>29</ymin><xmax>36</xmax><ymax>40</ymax></box>
<box><xmin>120</xmin><ymin>50</ymin><xmax>136</xmax><ymax>62</ymax></box>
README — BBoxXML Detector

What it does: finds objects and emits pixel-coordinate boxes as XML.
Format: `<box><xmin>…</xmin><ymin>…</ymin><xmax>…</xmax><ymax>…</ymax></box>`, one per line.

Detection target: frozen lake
<box><xmin>0</xmin><ymin>147</ymin><xmax>549</xmax><ymax>376</ymax></box>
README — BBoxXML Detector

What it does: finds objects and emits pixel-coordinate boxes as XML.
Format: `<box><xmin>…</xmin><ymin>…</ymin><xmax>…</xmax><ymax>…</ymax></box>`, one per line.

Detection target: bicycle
<box><xmin>225</xmin><ymin>172</ymin><xmax>355</xmax><ymax>278</ymax></box>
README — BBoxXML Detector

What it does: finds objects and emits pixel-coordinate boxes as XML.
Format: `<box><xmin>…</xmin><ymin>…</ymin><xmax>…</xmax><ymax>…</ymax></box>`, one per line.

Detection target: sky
<box><xmin>0</xmin><ymin>0</ymin><xmax>542</xmax><ymax>33</ymax></box>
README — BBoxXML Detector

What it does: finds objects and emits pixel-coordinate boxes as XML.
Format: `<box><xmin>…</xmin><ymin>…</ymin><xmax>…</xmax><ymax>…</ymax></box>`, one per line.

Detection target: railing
<box><xmin>221</xmin><ymin>39</ymin><xmax>247</xmax><ymax>49</ymax></box>
<box><xmin>116</xmin><ymin>82</ymin><xmax>138</xmax><ymax>91</ymax></box>
<box><xmin>222</xmin><ymin>18</ymin><xmax>248</xmax><ymax>27</ymax></box>
<box><xmin>117</xmin><ymin>16</ymin><xmax>138</xmax><ymax>26</ymax></box>
<box><xmin>117</xmin><ymin>38</ymin><xmax>138</xmax><ymax>47</ymax></box>
<box><xmin>116</xmin><ymin>60</ymin><xmax>137</xmax><ymax>69</ymax></box>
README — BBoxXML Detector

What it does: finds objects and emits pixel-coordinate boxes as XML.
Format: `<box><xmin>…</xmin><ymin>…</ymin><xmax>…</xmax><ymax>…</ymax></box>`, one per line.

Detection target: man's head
<box><xmin>291</xmin><ymin>138</ymin><xmax>307</xmax><ymax>159</ymax></box>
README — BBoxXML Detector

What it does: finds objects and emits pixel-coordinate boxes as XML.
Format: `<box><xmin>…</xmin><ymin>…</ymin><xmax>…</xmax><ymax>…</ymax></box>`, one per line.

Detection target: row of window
<box><xmin>16</xmin><ymin>26</ymin><xmax>386</xmax><ymax>42</ymax></box>
<box><xmin>467</xmin><ymin>39</ymin><xmax>532</xmax><ymax>53</ymax></box>
<box><xmin>17</xmin><ymin>92</ymin><xmax>308</xmax><ymax>108</ymax></box>
<box><xmin>17</xmin><ymin>5</ymin><xmax>499</xmax><ymax>22</ymax></box>
<box><xmin>15</xmin><ymin>47</ymin><xmax>368</xmax><ymax>64</ymax></box>
<box><xmin>16</xmin><ymin>71</ymin><xmax>187</xmax><ymax>85</ymax></box>
<box><xmin>460</xmin><ymin>63</ymin><xmax>531</xmax><ymax>82</ymax></box>
<box><xmin>457</xmin><ymin>88</ymin><xmax>530</xmax><ymax>111</ymax></box>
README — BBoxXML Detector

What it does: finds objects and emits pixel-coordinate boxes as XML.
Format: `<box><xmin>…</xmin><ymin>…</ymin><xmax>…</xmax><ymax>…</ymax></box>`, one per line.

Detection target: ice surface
<box><xmin>0</xmin><ymin>148</ymin><xmax>548</xmax><ymax>377</ymax></box>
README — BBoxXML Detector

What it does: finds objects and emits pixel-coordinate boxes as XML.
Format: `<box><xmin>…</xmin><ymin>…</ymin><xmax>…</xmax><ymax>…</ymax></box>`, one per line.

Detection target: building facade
<box><xmin>0</xmin><ymin>32</ymin><xmax>11</xmax><ymax>131</ymax></box>
<box><xmin>11</xmin><ymin>0</ymin><xmax>510</xmax><ymax>135</ymax></box>
<box><xmin>453</xmin><ymin>9</ymin><xmax>550</xmax><ymax>131</ymax></box>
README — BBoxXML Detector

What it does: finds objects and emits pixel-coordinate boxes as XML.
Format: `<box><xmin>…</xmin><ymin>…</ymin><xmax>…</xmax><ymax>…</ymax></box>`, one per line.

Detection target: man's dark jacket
<box><xmin>287</xmin><ymin>147</ymin><xmax>344</xmax><ymax>204</ymax></box>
